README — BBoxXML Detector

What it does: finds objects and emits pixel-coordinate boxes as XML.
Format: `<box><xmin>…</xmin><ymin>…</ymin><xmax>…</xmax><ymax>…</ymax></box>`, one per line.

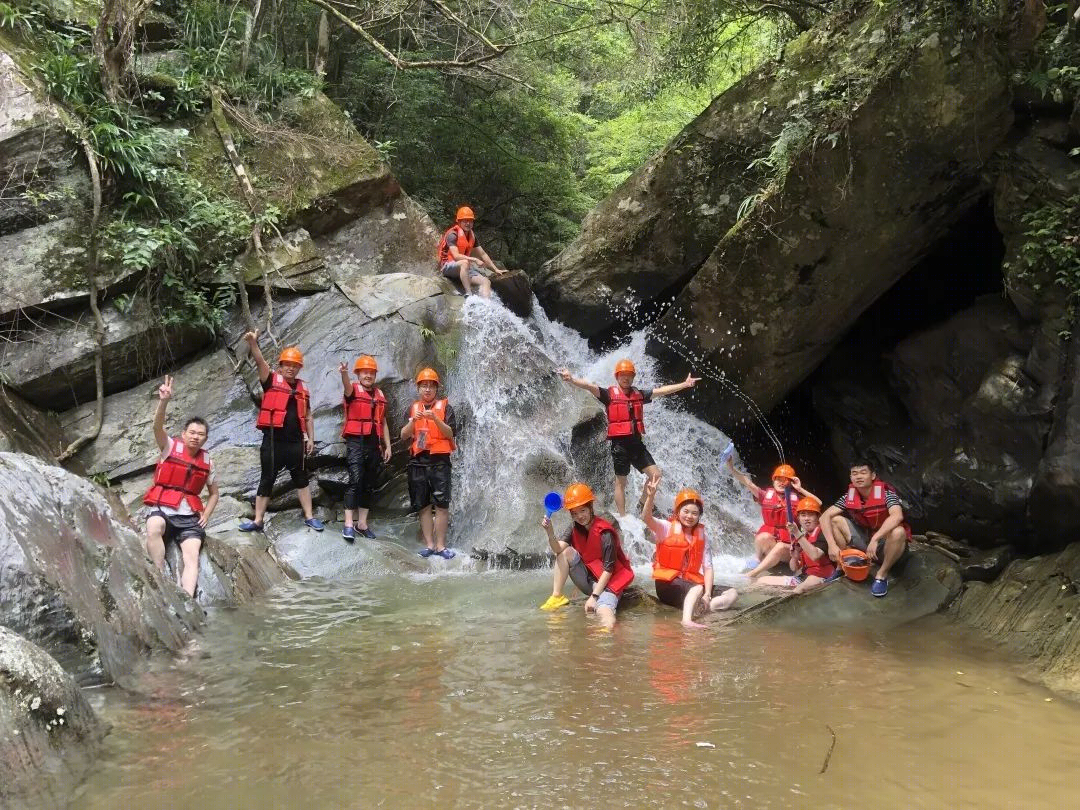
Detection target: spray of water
<box><xmin>447</xmin><ymin>295</ymin><xmax>759</xmax><ymax>574</ymax></box>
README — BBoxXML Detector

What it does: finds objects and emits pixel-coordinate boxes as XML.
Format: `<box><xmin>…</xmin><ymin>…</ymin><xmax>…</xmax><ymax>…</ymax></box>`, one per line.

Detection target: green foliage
<box><xmin>1007</xmin><ymin>194</ymin><xmax>1080</xmax><ymax>313</ymax></box>
<box><xmin>1021</xmin><ymin>4</ymin><xmax>1080</xmax><ymax>104</ymax></box>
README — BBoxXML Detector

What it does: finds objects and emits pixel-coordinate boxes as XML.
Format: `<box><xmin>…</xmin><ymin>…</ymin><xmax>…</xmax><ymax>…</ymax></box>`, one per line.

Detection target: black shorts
<box><xmin>149</xmin><ymin>510</ymin><xmax>205</xmax><ymax>545</ymax></box>
<box><xmin>655</xmin><ymin>577</ymin><xmax>701</xmax><ymax>609</ymax></box>
<box><xmin>408</xmin><ymin>457</ymin><xmax>452</xmax><ymax>510</ymax></box>
<box><xmin>257</xmin><ymin>433</ymin><xmax>309</xmax><ymax>496</ymax></box>
<box><xmin>610</xmin><ymin>437</ymin><xmax>656</xmax><ymax>477</ymax></box>
<box><xmin>344</xmin><ymin>436</ymin><xmax>383</xmax><ymax>510</ymax></box>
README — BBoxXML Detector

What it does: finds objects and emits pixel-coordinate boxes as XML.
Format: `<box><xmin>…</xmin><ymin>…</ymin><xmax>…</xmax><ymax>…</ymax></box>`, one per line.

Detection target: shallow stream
<box><xmin>74</xmin><ymin>561</ymin><xmax>1080</xmax><ymax>810</ymax></box>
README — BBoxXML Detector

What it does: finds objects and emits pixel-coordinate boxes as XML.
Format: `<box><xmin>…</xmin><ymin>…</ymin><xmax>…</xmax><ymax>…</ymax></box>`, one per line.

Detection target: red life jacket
<box><xmin>437</xmin><ymin>224</ymin><xmax>476</xmax><ymax>265</ymax></box>
<box><xmin>794</xmin><ymin>527</ymin><xmax>836</xmax><ymax>579</ymax></box>
<box><xmin>569</xmin><ymin>516</ymin><xmax>635</xmax><ymax>595</ymax></box>
<box><xmin>143</xmin><ymin>438</ymin><xmax>211</xmax><ymax>513</ymax></box>
<box><xmin>256</xmin><ymin>372</ymin><xmax>309</xmax><ymax>431</ymax></box>
<box><xmin>342</xmin><ymin>384</ymin><xmax>386</xmax><ymax>438</ymax></box>
<box><xmin>652</xmin><ymin>520</ymin><xmax>707</xmax><ymax>585</ymax></box>
<box><xmin>606</xmin><ymin>386</ymin><xmax>645</xmax><ymax>439</ymax></box>
<box><xmin>409</xmin><ymin>398</ymin><xmax>456</xmax><ymax>456</ymax></box>
<box><xmin>844</xmin><ymin>479</ymin><xmax>905</xmax><ymax>532</ymax></box>
<box><xmin>759</xmin><ymin>487</ymin><xmax>799</xmax><ymax>529</ymax></box>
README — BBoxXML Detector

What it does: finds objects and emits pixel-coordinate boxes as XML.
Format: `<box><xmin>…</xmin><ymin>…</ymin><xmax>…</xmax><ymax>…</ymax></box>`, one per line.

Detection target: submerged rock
<box><xmin>727</xmin><ymin>545</ymin><xmax>963</xmax><ymax>629</ymax></box>
<box><xmin>951</xmin><ymin>543</ymin><xmax>1080</xmax><ymax>697</ymax></box>
<box><xmin>0</xmin><ymin>452</ymin><xmax>199</xmax><ymax>685</ymax></box>
<box><xmin>0</xmin><ymin>626</ymin><xmax>104</xmax><ymax>809</ymax></box>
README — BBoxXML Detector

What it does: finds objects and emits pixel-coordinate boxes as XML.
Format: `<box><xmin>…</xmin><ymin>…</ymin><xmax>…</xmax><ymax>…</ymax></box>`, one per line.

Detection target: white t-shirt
<box><xmin>652</xmin><ymin>520</ymin><xmax>713</xmax><ymax>570</ymax></box>
<box><xmin>152</xmin><ymin>439</ymin><xmax>215</xmax><ymax>517</ymax></box>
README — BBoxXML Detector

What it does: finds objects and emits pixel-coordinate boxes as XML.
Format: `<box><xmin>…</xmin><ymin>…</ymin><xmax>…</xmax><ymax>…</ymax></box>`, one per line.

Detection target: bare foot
<box><xmin>682</xmin><ymin>620</ymin><xmax>708</xmax><ymax>629</ymax></box>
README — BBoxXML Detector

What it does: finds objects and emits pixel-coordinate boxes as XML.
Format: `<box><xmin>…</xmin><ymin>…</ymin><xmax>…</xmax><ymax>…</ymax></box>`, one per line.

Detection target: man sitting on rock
<box><xmin>819</xmin><ymin>459</ymin><xmax>910</xmax><ymax>598</ymax></box>
<box><xmin>437</xmin><ymin>205</ymin><xmax>506</xmax><ymax>298</ymax></box>
<box><xmin>143</xmin><ymin>375</ymin><xmax>219</xmax><ymax>597</ymax></box>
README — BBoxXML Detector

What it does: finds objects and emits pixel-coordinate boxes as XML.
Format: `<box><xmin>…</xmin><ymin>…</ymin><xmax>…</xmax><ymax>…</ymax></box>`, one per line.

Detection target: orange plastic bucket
<box><xmin>839</xmin><ymin>548</ymin><xmax>871</xmax><ymax>582</ymax></box>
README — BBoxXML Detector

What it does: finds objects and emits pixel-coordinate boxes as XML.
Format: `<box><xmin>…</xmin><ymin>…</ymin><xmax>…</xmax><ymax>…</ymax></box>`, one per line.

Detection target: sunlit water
<box><xmin>74</xmin><ymin>567</ymin><xmax>1080</xmax><ymax>810</ymax></box>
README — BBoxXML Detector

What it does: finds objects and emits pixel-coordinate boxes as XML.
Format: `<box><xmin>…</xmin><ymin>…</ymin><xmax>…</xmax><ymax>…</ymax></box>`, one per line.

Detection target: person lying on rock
<box><xmin>727</xmin><ymin>457</ymin><xmax>820</xmax><ymax>571</ymax></box>
<box><xmin>748</xmin><ymin>497</ymin><xmax>836</xmax><ymax>594</ymax></box>
<box><xmin>238</xmin><ymin>331</ymin><xmax>323</xmax><ymax>533</ymax></box>
<box><xmin>818</xmin><ymin>459</ymin><xmax>911</xmax><ymax>598</ymax></box>
<box><xmin>539</xmin><ymin>483</ymin><xmax>635</xmax><ymax>630</ymax></box>
<box><xmin>640</xmin><ymin>480</ymin><xmax>736</xmax><ymax>628</ymax></box>
<box><xmin>401</xmin><ymin>368</ymin><xmax>457</xmax><ymax>559</ymax></box>
<box><xmin>338</xmin><ymin>355</ymin><xmax>392</xmax><ymax>542</ymax></box>
<box><xmin>557</xmin><ymin>358</ymin><xmax>699</xmax><ymax>515</ymax></box>
<box><xmin>143</xmin><ymin>375</ymin><xmax>219</xmax><ymax>598</ymax></box>
<box><xmin>437</xmin><ymin>205</ymin><xmax>506</xmax><ymax>298</ymax></box>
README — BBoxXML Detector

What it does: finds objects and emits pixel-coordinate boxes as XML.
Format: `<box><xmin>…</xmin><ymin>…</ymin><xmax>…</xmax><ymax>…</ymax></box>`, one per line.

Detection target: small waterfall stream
<box><xmin>447</xmin><ymin>294</ymin><xmax>759</xmax><ymax>571</ymax></box>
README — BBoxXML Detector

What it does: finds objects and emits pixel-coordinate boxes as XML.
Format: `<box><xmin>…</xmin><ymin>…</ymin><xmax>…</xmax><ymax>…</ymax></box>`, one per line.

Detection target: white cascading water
<box><xmin>447</xmin><ymin>295</ymin><xmax>760</xmax><ymax>575</ymax></box>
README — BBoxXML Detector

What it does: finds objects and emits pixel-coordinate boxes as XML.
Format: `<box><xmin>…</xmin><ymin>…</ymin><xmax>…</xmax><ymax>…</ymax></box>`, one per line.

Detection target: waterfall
<box><xmin>447</xmin><ymin>295</ymin><xmax>759</xmax><ymax>573</ymax></box>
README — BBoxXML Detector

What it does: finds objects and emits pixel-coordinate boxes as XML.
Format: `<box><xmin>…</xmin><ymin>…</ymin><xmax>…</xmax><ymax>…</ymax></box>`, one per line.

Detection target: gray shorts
<box><xmin>566</xmin><ymin>549</ymin><xmax>620</xmax><ymax>611</ymax></box>
<box><xmin>441</xmin><ymin>261</ymin><xmax>481</xmax><ymax>279</ymax></box>
<box><xmin>843</xmin><ymin>517</ymin><xmax>909</xmax><ymax>564</ymax></box>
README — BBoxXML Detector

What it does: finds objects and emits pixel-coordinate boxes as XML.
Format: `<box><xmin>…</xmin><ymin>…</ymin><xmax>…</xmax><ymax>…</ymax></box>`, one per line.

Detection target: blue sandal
<box><xmin>418</xmin><ymin>548</ymin><xmax>436</xmax><ymax>558</ymax></box>
<box><xmin>238</xmin><ymin>520</ymin><xmax>264</xmax><ymax>533</ymax></box>
<box><xmin>437</xmin><ymin>548</ymin><xmax>456</xmax><ymax>560</ymax></box>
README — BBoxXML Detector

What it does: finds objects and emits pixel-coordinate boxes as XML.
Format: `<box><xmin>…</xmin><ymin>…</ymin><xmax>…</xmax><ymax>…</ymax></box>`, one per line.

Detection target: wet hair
<box><xmin>850</xmin><ymin>457</ymin><xmax>875</xmax><ymax>474</ymax></box>
<box><xmin>184</xmin><ymin>417</ymin><xmax>208</xmax><ymax>432</ymax></box>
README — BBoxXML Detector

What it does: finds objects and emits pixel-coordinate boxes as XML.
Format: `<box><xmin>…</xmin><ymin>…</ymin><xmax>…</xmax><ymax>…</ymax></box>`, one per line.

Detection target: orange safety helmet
<box><xmin>278</xmin><ymin>347</ymin><xmax>304</xmax><ymax>367</ymax></box>
<box><xmin>415</xmin><ymin>367</ymin><xmax>441</xmax><ymax>385</ymax></box>
<box><xmin>455</xmin><ymin>205</ymin><xmax>475</xmax><ymax>222</ymax></box>
<box><xmin>614</xmin><ymin>358</ymin><xmax>636</xmax><ymax>376</ymax></box>
<box><xmin>772</xmin><ymin>463</ymin><xmax>796</xmax><ymax>481</ymax></box>
<box><xmin>795</xmin><ymin>497</ymin><xmax>820</xmax><ymax>514</ymax></box>
<box><xmin>563</xmin><ymin>483</ymin><xmax>595</xmax><ymax>511</ymax></box>
<box><xmin>353</xmin><ymin>355</ymin><xmax>378</xmax><ymax>373</ymax></box>
<box><xmin>838</xmin><ymin>548</ymin><xmax>871</xmax><ymax>581</ymax></box>
<box><xmin>673</xmin><ymin>488</ymin><xmax>704</xmax><ymax>513</ymax></box>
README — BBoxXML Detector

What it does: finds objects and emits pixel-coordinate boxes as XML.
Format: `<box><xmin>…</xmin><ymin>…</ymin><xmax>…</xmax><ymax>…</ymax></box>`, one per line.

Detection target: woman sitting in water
<box><xmin>748</xmin><ymin>497</ymin><xmax>836</xmax><ymax>594</ymax></box>
<box><xmin>641</xmin><ymin>480</ymin><xmax>737</xmax><ymax>628</ymax></box>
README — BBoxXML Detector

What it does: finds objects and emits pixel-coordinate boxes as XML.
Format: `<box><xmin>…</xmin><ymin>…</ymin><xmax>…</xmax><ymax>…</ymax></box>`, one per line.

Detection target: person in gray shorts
<box><xmin>820</xmin><ymin>459</ymin><xmax>911</xmax><ymax>598</ymax></box>
<box><xmin>436</xmin><ymin>205</ymin><xmax>507</xmax><ymax>298</ymax></box>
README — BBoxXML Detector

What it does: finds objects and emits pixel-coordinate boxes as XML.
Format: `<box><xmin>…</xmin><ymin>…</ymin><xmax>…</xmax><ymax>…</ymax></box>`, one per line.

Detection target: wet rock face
<box><xmin>951</xmin><ymin>543</ymin><xmax>1080</xmax><ymax>697</ymax></box>
<box><xmin>0</xmin><ymin>453</ymin><xmax>199</xmax><ymax>685</ymax></box>
<box><xmin>0</xmin><ymin>626</ymin><xmax>104</xmax><ymax>809</ymax></box>
<box><xmin>0</xmin><ymin>386</ymin><xmax>63</xmax><ymax>461</ymax></box>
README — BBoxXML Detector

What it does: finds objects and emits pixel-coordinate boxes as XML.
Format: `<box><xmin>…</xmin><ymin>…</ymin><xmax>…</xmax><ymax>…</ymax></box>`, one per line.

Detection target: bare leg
<box><xmin>179</xmin><ymin>537</ymin><xmax>202</xmax><ymax>597</ymax></box>
<box><xmin>830</xmin><ymin>514</ymin><xmax>852</xmax><ymax>558</ymax></box>
<box><xmin>476</xmin><ymin>275</ymin><xmax>492</xmax><ymax>299</ymax></box>
<box><xmin>297</xmin><ymin>487</ymin><xmax>314</xmax><ymax>520</ymax></box>
<box><xmin>793</xmin><ymin>575</ymin><xmax>826</xmax><ymax>595</ymax></box>
<box><xmin>419</xmin><ymin>507</ymin><xmax>435</xmax><ymax>549</ymax></box>
<box><xmin>682</xmin><ymin>584</ymin><xmax>706</xmax><ymax>628</ymax></box>
<box><xmin>875</xmin><ymin>528</ymin><xmax>908</xmax><ymax>580</ymax></box>
<box><xmin>456</xmin><ymin>261</ymin><xmax>474</xmax><ymax>295</ymax></box>
<box><xmin>145</xmin><ymin>516</ymin><xmax>167</xmax><ymax>571</ymax></box>
<box><xmin>748</xmin><ymin>542</ymin><xmax>791</xmax><ymax>578</ymax></box>
<box><xmin>357</xmin><ymin>507</ymin><xmax>370</xmax><ymax>530</ymax></box>
<box><xmin>709</xmin><ymin>589</ymin><xmax>738</xmax><ymax>610</ymax></box>
<box><xmin>253</xmin><ymin>495</ymin><xmax>270</xmax><ymax>525</ymax></box>
<box><xmin>433</xmin><ymin>506</ymin><xmax>450</xmax><ymax>551</ymax></box>
<box><xmin>614</xmin><ymin>474</ymin><xmax>628</xmax><ymax>515</ymax></box>
<box><xmin>551</xmin><ymin>547</ymin><xmax>572</xmax><ymax>597</ymax></box>
<box><xmin>596</xmin><ymin>606</ymin><xmax>616</xmax><ymax>630</ymax></box>
<box><xmin>754</xmin><ymin>575</ymin><xmax>798</xmax><ymax>588</ymax></box>
<box><xmin>753</xmin><ymin>531</ymin><xmax>777</xmax><ymax>560</ymax></box>
<box><xmin>343</xmin><ymin>508</ymin><xmax>355</xmax><ymax>529</ymax></box>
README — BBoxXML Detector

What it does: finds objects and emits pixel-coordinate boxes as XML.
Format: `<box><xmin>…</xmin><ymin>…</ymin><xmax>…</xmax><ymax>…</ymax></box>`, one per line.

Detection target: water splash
<box><xmin>447</xmin><ymin>295</ymin><xmax>758</xmax><ymax>567</ymax></box>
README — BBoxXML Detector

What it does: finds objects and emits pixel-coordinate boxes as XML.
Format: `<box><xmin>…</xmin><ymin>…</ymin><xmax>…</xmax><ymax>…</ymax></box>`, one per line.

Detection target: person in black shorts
<box><xmin>557</xmin><ymin>358</ymin><xmax>699</xmax><ymax>514</ymax></box>
<box><xmin>143</xmin><ymin>375</ymin><xmax>219</xmax><ymax>597</ymax></box>
<box><xmin>239</xmin><ymin>330</ymin><xmax>323</xmax><ymax>532</ymax></box>
<box><xmin>400</xmin><ymin>368</ymin><xmax>457</xmax><ymax>559</ymax></box>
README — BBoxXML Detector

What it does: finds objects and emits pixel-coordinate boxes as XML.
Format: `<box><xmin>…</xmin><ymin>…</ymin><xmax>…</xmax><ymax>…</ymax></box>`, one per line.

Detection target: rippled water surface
<box><xmin>74</xmin><ymin>569</ymin><xmax>1080</xmax><ymax>810</ymax></box>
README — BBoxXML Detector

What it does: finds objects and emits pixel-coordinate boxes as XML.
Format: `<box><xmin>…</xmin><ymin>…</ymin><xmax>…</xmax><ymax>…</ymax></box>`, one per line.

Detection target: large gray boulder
<box><xmin>537</xmin><ymin>1</ymin><xmax>1013</xmax><ymax>423</ymax></box>
<box><xmin>0</xmin><ymin>452</ymin><xmax>200</xmax><ymax>685</ymax></box>
<box><xmin>0</xmin><ymin>626</ymin><xmax>104</xmax><ymax>809</ymax></box>
<box><xmin>0</xmin><ymin>298</ymin><xmax>213</xmax><ymax>411</ymax></box>
<box><xmin>0</xmin><ymin>386</ymin><xmax>62</xmax><ymax>461</ymax></box>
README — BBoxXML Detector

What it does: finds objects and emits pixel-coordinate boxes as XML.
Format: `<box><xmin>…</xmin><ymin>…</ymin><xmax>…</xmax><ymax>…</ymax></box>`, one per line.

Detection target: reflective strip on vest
<box><xmin>760</xmin><ymin>487</ymin><xmax>796</xmax><ymax>528</ymax></box>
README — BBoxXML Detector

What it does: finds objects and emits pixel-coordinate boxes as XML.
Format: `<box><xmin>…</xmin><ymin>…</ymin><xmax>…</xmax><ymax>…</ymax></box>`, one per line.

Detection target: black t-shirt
<box><xmin>562</xmin><ymin>525</ymin><xmax>617</xmax><ymax>573</ymax></box>
<box><xmin>262</xmin><ymin>374</ymin><xmax>303</xmax><ymax>442</ymax></box>
<box><xmin>404</xmin><ymin>402</ymin><xmax>457</xmax><ymax>462</ymax></box>
<box><xmin>595</xmin><ymin>386</ymin><xmax>654</xmax><ymax>441</ymax></box>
